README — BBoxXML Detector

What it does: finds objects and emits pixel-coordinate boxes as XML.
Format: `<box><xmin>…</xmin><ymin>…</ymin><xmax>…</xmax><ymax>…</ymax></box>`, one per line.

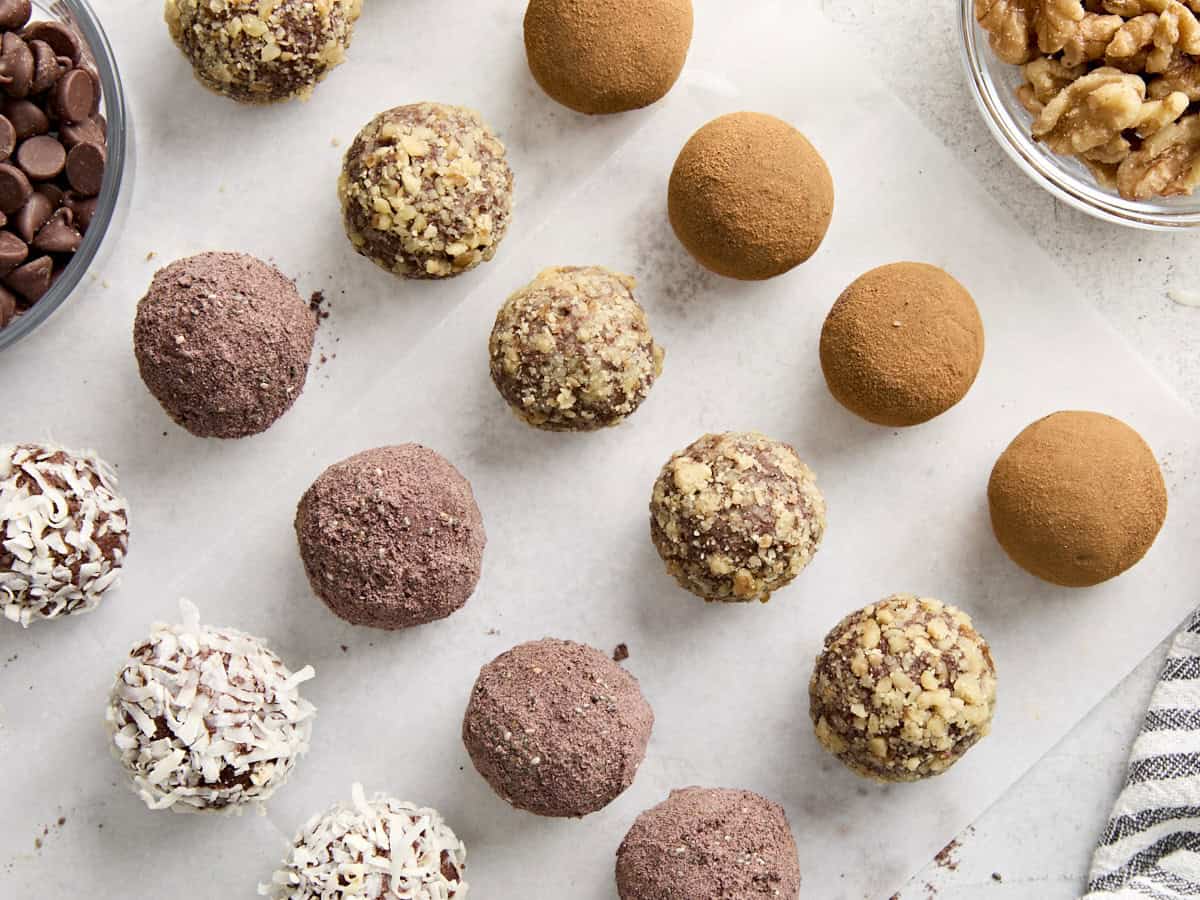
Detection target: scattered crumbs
<box><xmin>162</xmin><ymin>432</ymin><xmax>168</xmax><ymax>438</ymax></box>
<box><xmin>97</xmin><ymin>823</ymin><xmax>103</xmax><ymax>830</ymax></box>
<box><xmin>309</xmin><ymin>290</ymin><xmax>330</xmax><ymax>321</ymax></box>
<box><xmin>934</xmin><ymin>838</ymin><xmax>960</xmax><ymax>871</ymax></box>
<box><xmin>56</xmin><ymin>817</ymin><xmax>65</xmax><ymax>827</ymax></box>
<box><xmin>145</xmin><ymin>251</ymin><xmax>157</xmax><ymax>262</ymax></box>
<box><xmin>33</xmin><ymin>837</ymin><xmax>41</xmax><ymax>850</ymax></box>
<box><xmin>331</xmin><ymin>136</ymin><xmax>341</xmax><ymax>147</ymax></box>
<box><xmin>319</xmin><ymin>353</ymin><xmax>328</xmax><ymax>365</ymax></box>
<box><xmin>991</xmin><ymin>872</ymin><xmax>1003</xmax><ymax>882</ymax></box>
<box><xmin>101</xmin><ymin>280</ymin><xmax>110</xmax><ymax>289</ymax></box>
<box><xmin>339</xmin><ymin>644</ymin><xmax>348</xmax><ymax>654</ymax></box>
<box><xmin>612</xmin><ymin>643</ymin><xmax>630</xmax><ymax>662</ymax></box>
<box><xmin>485</xmin><ymin>627</ymin><xmax>500</xmax><ymax>636</ymax></box>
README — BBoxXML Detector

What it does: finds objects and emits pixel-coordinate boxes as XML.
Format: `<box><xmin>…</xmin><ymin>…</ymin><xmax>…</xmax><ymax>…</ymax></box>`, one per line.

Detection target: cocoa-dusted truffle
<box><xmin>810</xmin><ymin>594</ymin><xmax>997</xmax><ymax>782</ymax></box>
<box><xmin>0</xmin><ymin>442</ymin><xmax>128</xmax><ymax>627</ymax></box>
<box><xmin>133</xmin><ymin>252</ymin><xmax>317</xmax><ymax>439</ymax></box>
<box><xmin>165</xmin><ymin>0</ymin><xmax>360</xmax><ymax>104</ymax></box>
<box><xmin>295</xmin><ymin>445</ymin><xmax>486</xmax><ymax>630</ymax></box>
<box><xmin>649</xmin><ymin>432</ymin><xmax>826</xmax><ymax>603</ymax></box>
<box><xmin>668</xmin><ymin>112</ymin><xmax>834</xmax><ymax>280</ymax></box>
<box><xmin>261</xmin><ymin>784</ymin><xmax>467</xmax><ymax>899</ymax></box>
<box><xmin>462</xmin><ymin>638</ymin><xmax>653</xmax><ymax>818</ymax></box>
<box><xmin>339</xmin><ymin>103</ymin><xmax>513</xmax><ymax>279</ymax></box>
<box><xmin>523</xmin><ymin>0</ymin><xmax>694</xmax><ymax>115</ymax></box>
<box><xmin>615</xmin><ymin>787</ymin><xmax>801</xmax><ymax>900</ymax></box>
<box><xmin>988</xmin><ymin>411</ymin><xmax>1167</xmax><ymax>587</ymax></box>
<box><xmin>105</xmin><ymin>600</ymin><xmax>315</xmax><ymax>813</ymax></box>
<box><xmin>820</xmin><ymin>262</ymin><xmax>985</xmax><ymax>427</ymax></box>
<box><xmin>489</xmin><ymin>266</ymin><xmax>665</xmax><ymax>431</ymax></box>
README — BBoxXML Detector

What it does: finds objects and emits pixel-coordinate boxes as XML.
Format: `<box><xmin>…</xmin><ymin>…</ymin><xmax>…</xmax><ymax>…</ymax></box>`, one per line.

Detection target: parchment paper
<box><xmin>1</xmin><ymin>1</ymin><xmax>1197</xmax><ymax>898</ymax></box>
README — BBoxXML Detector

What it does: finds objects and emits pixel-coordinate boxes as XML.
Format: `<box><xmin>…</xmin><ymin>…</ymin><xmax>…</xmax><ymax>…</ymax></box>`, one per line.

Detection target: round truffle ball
<box><xmin>262</xmin><ymin>783</ymin><xmax>467</xmax><ymax>899</ymax></box>
<box><xmin>649</xmin><ymin>431</ymin><xmax>826</xmax><ymax>603</ymax></box>
<box><xmin>295</xmin><ymin>445</ymin><xmax>486</xmax><ymax>630</ymax></box>
<box><xmin>0</xmin><ymin>443</ymin><xmax>129</xmax><ymax>627</ymax></box>
<box><xmin>668</xmin><ymin>112</ymin><xmax>834</xmax><ymax>280</ymax></box>
<box><xmin>616</xmin><ymin>787</ymin><xmax>801</xmax><ymax>900</ymax></box>
<box><xmin>820</xmin><ymin>262</ymin><xmax>985</xmax><ymax>427</ymax></box>
<box><xmin>339</xmin><ymin>103</ymin><xmax>514</xmax><ymax>279</ymax></box>
<box><xmin>810</xmin><ymin>594</ymin><xmax>997</xmax><ymax>782</ymax></box>
<box><xmin>462</xmin><ymin>638</ymin><xmax>653</xmax><ymax>818</ymax></box>
<box><xmin>489</xmin><ymin>266</ymin><xmax>665</xmax><ymax>431</ymax></box>
<box><xmin>134</xmin><ymin>252</ymin><xmax>317</xmax><ymax>439</ymax></box>
<box><xmin>105</xmin><ymin>600</ymin><xmax>315</xmax><ymax>813</ymax></box>
<box><xmin>164</xmin><ymin>0</ymin><xmax>360</xmax><ymax>104</ymax></box>
<box><xmin>523</xmin><ymin>0</ymin><xmax>694</xmax><ymax>115</ymax></box>
<box><xmin>988</xmin><ymin>411</ymin><xmax>1167</xmax><ymax>587</ymax></box>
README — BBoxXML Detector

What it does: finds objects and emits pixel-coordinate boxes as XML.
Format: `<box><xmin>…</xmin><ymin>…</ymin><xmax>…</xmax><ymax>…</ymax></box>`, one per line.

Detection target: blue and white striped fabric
<box><xmin>1086</xmin><ymin>613</ymin><xmax>1200</xmax><ymax>898</ymax></box>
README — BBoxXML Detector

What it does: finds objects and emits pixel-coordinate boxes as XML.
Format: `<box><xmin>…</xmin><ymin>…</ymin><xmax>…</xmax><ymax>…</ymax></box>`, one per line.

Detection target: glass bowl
<box><xmin>0</xmin><ymin>0</ymin><xmax>128</xmax><ymax>352</ymax></box>
<box><xmin>958</xmin><ymin>0</ymin><xmax>1200</xmax><ymax>230</ymax></box>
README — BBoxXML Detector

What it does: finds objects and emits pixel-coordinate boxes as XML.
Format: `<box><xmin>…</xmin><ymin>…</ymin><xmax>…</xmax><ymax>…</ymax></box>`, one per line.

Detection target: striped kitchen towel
<box><xmin>1085</xmin><ymin>612</ymin><xmax>1200</xmax><ymax>898</ymax></box>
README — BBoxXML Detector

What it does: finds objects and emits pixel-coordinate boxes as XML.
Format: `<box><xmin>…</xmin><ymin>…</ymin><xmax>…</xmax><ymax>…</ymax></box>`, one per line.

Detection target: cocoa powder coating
<box><xmin>988</xmin><ymin>411</ymin><xmax>1167</xmax><ymax>587</ymax></box>
<box><xmin>133</xmin><ymin>252</ymin><xmax>317</xmax><ymax>439</ymax></box>
<box><xmin>820</xmin><ymin>262</ymin><xmax>985</xmax><ymax>427</ymax></box>
<box><xmin>615</xmin><ymin>787</ymin><xmax>801</xmax><ymax>900</ymax></box>
<box><xmin>523</xmin><ymin>0</ymin><xmax>693</xmax><ymax>115</ymax></box>
<box><xmin>668</xmin><ymin>111</ymin><xmax>834</xmax><ymax>280</ymax></box>
<box><xmin>295</xmin><ymin>445</ymin><xmax>486</xmax><ymax>630</ymax></box>
<box><xmin>462</xmin><ymin>638</ymin><xmax>653</xmax><ymax>818</ymax></box>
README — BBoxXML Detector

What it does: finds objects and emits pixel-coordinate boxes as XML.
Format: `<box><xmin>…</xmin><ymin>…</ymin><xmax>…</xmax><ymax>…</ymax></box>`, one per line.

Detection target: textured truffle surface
<box><xmin>165</xmin><ymin>0</ymin><xmax>360</xmax><ymax>104</ymax></box>
<box><xmin>810</xmin><ymin>594</ymin><xmax>997</xmax><ymax>782</ymax></box>
<box><xmin>615</xmin><ymin>787</ymin><xmax>801</xmax><ymax>900</ymax></box>
<box><xmin>988</xmin><ymin>410</ymin><xmax>1167</xmax><ymax>587</ymax></box>
<box><xmin>134</xmin><ymin>252</ymin><xmax>317</xmax><ymax>439</ymax></box>
<box><xmin>820</xmin><ymin>262</ymin><xmax>985</xmax><ymax>427</ymax></box>
<box><xmin>105</xmin><ymin>600</ymin><xmax>315</xmax><ymax>813</ymax></box>
<box><xmin>668</xmin><ymin>112</ymin><xmax>834</xmax><ymax>280</ymax></box>
<box><xmin>462</xmin><ymin>638</ymin><xmax>653</xmax><ymax>818</ymax></box>
<box><xmin>0</xmin><ymin>443</ymin><xmax>128</xmax><ymax>627</ymax></box>
<box><xmin>489</xmin><ymin>266</ymin><xmax>665</xmax><ymax>431</ymax></box>
<box><xmin>649</xmin><ymin>432</ymin><xmax>826</xmax><ymax>603</ymax></box>
<box><xmin>523</xmin><ymin>0</ymin><xmax>693</xmax><ymax>114</ymax></box>
<box><xmin>339</xmin><ymin>103</ymin><xmax>513</xmax><ymax>279</ymax></box>
<box><xmin>295</xmin><ymin>445</ymin><xmax>486</xmax><ymax>630</ymax></box>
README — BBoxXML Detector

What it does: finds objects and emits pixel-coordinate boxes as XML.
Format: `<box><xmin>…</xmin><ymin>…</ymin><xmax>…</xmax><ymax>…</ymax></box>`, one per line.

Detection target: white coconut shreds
<box><xmin>259</xmin><ymin>783</ymin><xmax>469</xmax><ymax>899</ymax></box>
<box><xmin>0</xmin><ymin>442</ymin><xmax>130</xmax><ymax>627</ymax></box>
<box><xmin>104</xmin><ymin>599</ymin><xmax>316</xmax><ymax>814</ymax></box>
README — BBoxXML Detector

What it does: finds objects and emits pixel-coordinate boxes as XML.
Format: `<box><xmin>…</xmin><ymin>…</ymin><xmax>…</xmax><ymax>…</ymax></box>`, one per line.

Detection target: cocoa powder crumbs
<box><xmin>612</xmin><ymin>643</ymin><xmax>629</xmax><ymax>662</ymax></box>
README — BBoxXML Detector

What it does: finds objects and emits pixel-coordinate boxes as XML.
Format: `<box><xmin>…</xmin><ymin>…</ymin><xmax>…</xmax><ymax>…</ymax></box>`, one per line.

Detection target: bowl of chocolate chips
<box><xmin>0</xmin><ymin>0</ymin><xmax>125</xmax><ymax>349</ymax></box>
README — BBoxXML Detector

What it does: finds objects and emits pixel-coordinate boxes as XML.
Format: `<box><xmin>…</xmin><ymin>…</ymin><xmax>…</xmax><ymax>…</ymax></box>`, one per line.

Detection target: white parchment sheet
<box><xmin>2</xmin><ymin>1</ymin><xmax>1198</xmax><ymax>898</ymax></box>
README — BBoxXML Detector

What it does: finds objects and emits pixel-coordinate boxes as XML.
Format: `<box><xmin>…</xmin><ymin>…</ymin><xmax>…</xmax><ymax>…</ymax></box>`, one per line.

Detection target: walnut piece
<box><xmin>978</xmin><ymin>0</ymin><xmax>1039</xmax><ymax>63</ymax></box>
<box><xmin>1063</xmin><ymin>12</ymin><xmax>1126</xmax><ymax>64</ymax></box>
<box><xmin>1116</xmin><ymin>112</ymin><xmax>1200</xmax><ymax>197</ymax></box>
<box><xmin>1038</xmin><ymin>0</ymin><xmax>1088</xmax><ymax>53</ymax></box>
<box><xmin>1149</xmin><ymin>52</ymin><xmax>1200</xmax><ymax>97</ymax></box>
<box><xmin>1031</xmin><ymin>67</ymin><xmax>1178</xmax><ymax>153</ymax></box>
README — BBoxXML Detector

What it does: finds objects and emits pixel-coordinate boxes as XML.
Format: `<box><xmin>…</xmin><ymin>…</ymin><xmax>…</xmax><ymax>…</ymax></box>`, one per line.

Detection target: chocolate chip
<box><xmin>0</xmin><ymin>32</ymin><xmax>34</xmax><ymax>99</ymax></box>
<box><xmin>3</xmin><ymin>98</ymin><xmax>45</xmax><ymax>139</ymax></box>
<box><xmin>62</xmin><ymin>190</ymin><xmax>94</xmax><ymax>229</ymax></box>
<box><xmin>0</xmin><ymin>283</ymin><xmax>15</xmax><ymax>325</ymax></box>
<box><xmin>0</xmin><ymin>228</ymin><xmax>27</xmax><ymax>275</ymax></box>
<box><xmin>53</xmin><ymin>68</ymin><xmax>92</xmax><ymax>124</ymax></box>
<box><xmin>11</xmin><ymin>188</ymin><xmax>49</xmax><ymax>241</ymax></box>
<box><xmin>0</xmin><ymin>114</ymin><xmax>13</xmax><ymax>161</ymax></box>
<box><xmin>80</xmin><ymin>64</ymin><xmax>100</xmax><ymax>116</ymax></box>
<box><xmin>20</xmin><ymin>22</ymin><xmax>79</xmax><ymax>65</ymax></box>
<box><xmin>32</xmin><ymin>208</ymin><xmax>77</xmax><ymax>253</ymax></box>
<box><xmin>58</xmin><ymin>115</ymin><xmax>102</xmax><ymax>148</ymax></box>
<box><xmin>34</xmin><ymin>182</ymin><xmax>61</xmax><ymax>207</ymax></box>
<box><xmin>0</xmin><ymin>1</ymin><xmax>31</xmax><ymax>32</ymax></box>
<box><xmin>4</xmin><ymin>252</ymin><xmax>49</xmax><ymax>300</ymax></box>
<box><xmin>0</xmin><ymin>161</ymin><xmax>30</xmax><ymax>212</ymax></box>
<box><xmin>16</xmin><ymin>134</ymin><xmax>63</xmax><ymax>181</ymax></box>
<box><xmin>65</xmin><ymin>140</ymin><xmax>102</xmax><ymax>196</ymax></box>
<box><xmin>28</xmin><ymin>39</ymin><xmax>61</xmax><ymax>94</ymax></box>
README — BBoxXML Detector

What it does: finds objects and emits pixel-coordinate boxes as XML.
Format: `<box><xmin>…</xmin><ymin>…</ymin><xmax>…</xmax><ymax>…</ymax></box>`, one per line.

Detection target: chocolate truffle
<box><xmin>523</xmin><ymin>0</ymin><xmax>694</xmax><ymax>115</ymax></box>
<box><xmin>164</xmin><ymin>0</ymin><xmax>360</xmax><ymax>104</ymax></box>
<box><xmin>988</xmin><ymin>411</ymin><xmax>1167</xmax><ymax>587</ymax></box>
<box><xmin>649</xmin><ymin>432</ymin><xmax>826</xmax><ymax>603</ymax></box>
<box><xmin>668</xmin><ymin>112</ymin><xmax>834</xmax><ymax>280</ymax></box>
<box><xmin>295</xmin><ymin>445</ymin><xmax>486</xmax><ymax>630</ymax></box>
<box><xmin>339</xmin><ymin>103</ymin><xmax>514</xmax><ymax>279</ymax></box>
<box><xmin>820</xmin><ymin>262</ymin><xmax>985</xmax><ymax>427</ymax></box>
<box><xmin>0</xmin><ymin>442</ymin><xmax>129</xmax><ymax>627</ymax></box>
<box><xmin>462</xmin><ymin>638</ymin><xmax>653</xmax><ymax>818</ymax></box>
<box><xmin>615</xmin><ymin>787</ymin><xmax>801</xmax><ymax>900</ymax></box>
<box><xmin>489</xmin><ymin>266</ymin><xmax>665</xmax><ymax>431</ymax></box>
<box><xmin>261</xmin><ymin>783</ymin><xmax>467</xmax><ymax>899</ymax></box>
<box><xmin>810</xmin><ymin>594</ymin><xmax>997</xmax><ymax>782</ymax></box>
<box><xmin>133</xmin><ymin>252</ymin><xmax>317</xmax><ymax>439</ymax></box>
<box><xmin>105</xmin><ymin>600</ymin><xmax>315</xmax><ymax>813</ymax></box>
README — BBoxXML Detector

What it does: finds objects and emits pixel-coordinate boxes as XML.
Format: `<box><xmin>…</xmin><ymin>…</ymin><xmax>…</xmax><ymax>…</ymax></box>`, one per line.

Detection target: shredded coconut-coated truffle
<box><xmin>1</xmin><ymin>443</ymin><xmax>129</xmax><ymax>627</ymax></box>
<box><xmin>105</xmin><ymin>600</ymin><xmax>316</xmax><ymax>813</ymax></box>
<box><xmin>260</xmin><ymin>784</ymin><xmax>468</xmax><ymax>899</ymax></box>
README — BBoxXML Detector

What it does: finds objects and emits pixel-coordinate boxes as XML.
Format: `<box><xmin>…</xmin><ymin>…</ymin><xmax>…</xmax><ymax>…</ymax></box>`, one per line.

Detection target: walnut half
<box><xmin>1116</xmin><ymin>112</ymin><xmax>1200</xmax><ymax>197</ymax></box>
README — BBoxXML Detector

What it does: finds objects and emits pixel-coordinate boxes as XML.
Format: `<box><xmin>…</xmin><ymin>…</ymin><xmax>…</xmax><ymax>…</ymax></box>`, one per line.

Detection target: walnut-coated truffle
<box><xmin>462</xmin><ymin>638</ymin><xmax>653</xmax><ymax>818</ymax></box>
<box><xmin>668</xmin><ymin>112</ymin><xmax>834</xmax><ymax>280</ymax></box>
<box><xmin>165</xmin><ymin>0</ymin><xmax>360</xmax><ymax>104</ymax></box>
<box><xmin>649</xmin><ymin>432</ymin><xmax>826</xmax><ymax>603</ymax></box>
<box><xmin>616</xmin><ymin>787</ymin><xmax>801</xmax><ymax>900</ymax></box>
<box><xmin>339</xmin><ymin>103</ymin><xmax>514</xmax><ymax>279</ymax></box>
<box><xmin>295</xmin><ymin>445</ymin><xmax>486</xmax><ymax>630</ymax></box>
<box><xmin>988</xmin><ymin>411</ymin><xmax>1167</xmax><ymax>587</ymax></box>
<box><xmin>489</xmin><ymin>266</ymin><xmax>665</xmax><ymax>431</ymax></box>
<box><xmin>523</xmin><ymin>0</ymin><xmax>694</xmax><ymax>115</ymax></box>
<box><xmin>820</xmin><ymin>262</ymin><xmax>985</xmax><ymax>427</ymax></box>
<box><xmin>810</xmin><ymin>594</ymin><xmax>997</xmax><ymax>782</ymax></box>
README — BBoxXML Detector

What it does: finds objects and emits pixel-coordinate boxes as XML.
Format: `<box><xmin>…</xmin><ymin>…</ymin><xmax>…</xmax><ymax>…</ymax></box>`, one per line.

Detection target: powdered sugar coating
<box><xmin>260</xmin><ymin>783</ymin><xmax>467</xmax><ymax>899</ymax></box>
<box><xmin>1</xmin><ymin>442</ymin><xmax>129</xmax><ymax>627</ymax></box>
<box><xmin>105</xmin><ymin>600</ymin><xmax>315</xmax><ymax>813</ymax></box>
